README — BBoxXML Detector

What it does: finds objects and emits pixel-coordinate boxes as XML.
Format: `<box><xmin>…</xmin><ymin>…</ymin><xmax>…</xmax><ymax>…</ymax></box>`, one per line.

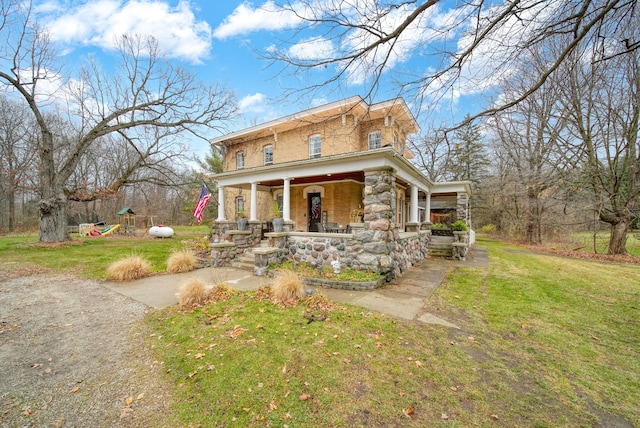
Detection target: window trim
<box><xmin>368</xmin><ymin>131</ymin><xmax>382</xmax><ymax>149</ymax></box>
<box><xmin>236</xmin><ymin>151</ymin><xmax>244</xmax><ymax>170</ymax></box>
<box><xmin>263</xmin><ymin>144</ymin><xmax>273</xmax><ymax>165</ymax></box>
<box><xmin>309</xmin><ymin>134</ymin><xmax>321</xmax><ymax>158</ymax></box>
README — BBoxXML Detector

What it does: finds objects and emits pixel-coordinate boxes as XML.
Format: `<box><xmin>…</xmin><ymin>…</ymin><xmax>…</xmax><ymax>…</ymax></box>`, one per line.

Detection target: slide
<box><xmin>100</xmin><ymin>224</ymin><xmax>120</xmax><ymax>236</ymax></box>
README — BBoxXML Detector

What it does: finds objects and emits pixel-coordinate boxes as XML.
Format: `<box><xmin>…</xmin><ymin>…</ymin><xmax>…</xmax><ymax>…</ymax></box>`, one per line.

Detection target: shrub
<box><xmin>106</xmin><ymin>255</ymin><xmax>151</xmax><ymax>281</ymax></box>
<box><xmin>167</xmin><ymin>250</ymin><xmax>197</xmax><ymax>274</ymax></box>
<box><xmin>451</xmin><ymin>220</ymin><xmax>468</xmax><ymax>231</ymax></box>
<box><xmin>178</xmin><ymin>278</ymin><xmax>207</xmax><ymax>307</ymax></box>
<box><xmin>431</xmin><ymin>223</ymin><xmax>447</xmax><ymax>229</ymax></box>
<box><xmin>478</xmin><ymin>224</ymin><xmax>496</xmax><ymax>234</ymax></box>
<box><xmin>206</xmin><ymin>283</ymin><xmax>235</xmax><ymax>302</ymax></box>
<box><xmin>272</xmin><ymin>270</ymin><xmax>305</xmax><ymax>305</ymax></box>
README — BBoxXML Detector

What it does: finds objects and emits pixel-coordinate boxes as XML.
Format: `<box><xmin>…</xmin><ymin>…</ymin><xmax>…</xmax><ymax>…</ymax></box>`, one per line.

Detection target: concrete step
<box><xmin>230</xmin><ymin>251</ymin><xmax>255</xmax><ymax>271</ymax></box>
<box><xmin>429</xmin><ymin>235</ymin><xmax>453</xmax><ymax>258</ymax></box>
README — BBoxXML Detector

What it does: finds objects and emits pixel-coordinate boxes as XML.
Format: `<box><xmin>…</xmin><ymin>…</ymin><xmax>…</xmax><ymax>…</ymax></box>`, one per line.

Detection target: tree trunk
<box><xmin>608</xmin><ymin>219</ymin><xmax>629</xmax><ymax>255</ymax></box>
<box><xmin>8</xmin><ymin>188</ymin><xmax>15</xmax><ymax>232</ymax></box>
<box><xmin>38</xmin><ymin>194</ymin><xmax>70</xmax><ymax>242</ymax></box>
<box><xmin>525</xmin><ymin>186</ymin><xmax>542</xmax><ymax>245</ymax></box>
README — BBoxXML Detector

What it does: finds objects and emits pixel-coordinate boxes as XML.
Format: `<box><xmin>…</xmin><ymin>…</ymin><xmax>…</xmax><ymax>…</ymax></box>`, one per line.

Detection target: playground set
<box><xmin>78</xmin><ymin>207</ymin><xmax>174</xmax><ymax>238</ymax></box>
<box><xmin>79</xmin><ymin>207</ymin><xmax>136</xmax><ymax>237</ymax></box>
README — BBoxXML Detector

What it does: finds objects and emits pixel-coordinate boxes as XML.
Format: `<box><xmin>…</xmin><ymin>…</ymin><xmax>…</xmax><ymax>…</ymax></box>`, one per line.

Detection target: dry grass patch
<box><xmin>106</xmin><ymin>255</ymin><xmax>151</xmax><ymax>281</ymax></box>
<box><xmin>206</xmin><ymin>283</ymin><xmax>235</xmax><ymax>302</ymax></box>
<box><xmin>166</xmin><ymin>250</ymin><xmax>197</xmax><ymax>274</ymax></box>
<box><xmin>272</xmin><ymin>269</ymin><xmax>305</xmax><ymax>306</ymax></box>
<box><xmin>177</xmin><ymin>278</ymin><xmax>207</xmax><ymax>307</ymax></box>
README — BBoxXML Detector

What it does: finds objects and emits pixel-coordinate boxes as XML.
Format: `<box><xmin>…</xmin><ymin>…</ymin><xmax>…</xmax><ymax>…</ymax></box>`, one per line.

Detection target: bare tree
<box><xmin>489</xmin><ymin>65</ymin><xmax>568</xmax><ymax>244</ymax></box>
<box><xmin>0</xmin><ymin>2</ymin><xmax>236</xmax><ymax>242</ymax></box>
<box><xmin>408</xmin><ymin>129</ymin><xmax>452</xmax><ymax>181</ymax></box>
<box><xmin>0</xmin><ymin>96</ymin><xmax>39</xmax><ymax>232</ymax></box>
<box><xmin>266</xmin><ymin>0</ymin><xmax>638</xmax><ymax>128</ymax></box>
<box><xmin>556</xmin><ymin>42</ymin><xmax>640</xmax><ymax>254</ymax></box>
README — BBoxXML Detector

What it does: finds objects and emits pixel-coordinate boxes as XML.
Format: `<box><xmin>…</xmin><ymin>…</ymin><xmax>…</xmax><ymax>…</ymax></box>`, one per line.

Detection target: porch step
<box><xmin>429</xmin><ymin>235</ymin><xmax>454</xmax><ymax>258</ymax></box>
<box><xmin>231</xmin><ymin>251</ymin><xmax>255</xmax><ymax>271</ymax></box>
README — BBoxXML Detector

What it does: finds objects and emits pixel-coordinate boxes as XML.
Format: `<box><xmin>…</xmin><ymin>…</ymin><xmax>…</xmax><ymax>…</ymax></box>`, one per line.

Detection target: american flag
<box><xmin>192</xmin><ymin>184</ymin><xmax>211</xmax><ymax>223</ymax></box>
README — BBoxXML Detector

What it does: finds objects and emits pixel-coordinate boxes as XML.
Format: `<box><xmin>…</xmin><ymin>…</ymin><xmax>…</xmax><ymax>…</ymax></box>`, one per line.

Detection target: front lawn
<box><xmin>0</xmin><ymin>226</ymin><xmax>210</xmax><ymax>279</ymax></box>
<box><xmin>145</xmin><ymin>238</ymin><xmax>640</xmax><ymax>427</ymax></box>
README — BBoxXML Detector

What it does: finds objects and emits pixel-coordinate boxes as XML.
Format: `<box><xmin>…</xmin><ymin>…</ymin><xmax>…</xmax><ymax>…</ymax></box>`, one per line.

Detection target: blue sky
<box><xmin>31</xmin><ymin>0</ymin><xmax>505</xmax><ymax>158</ymax></box>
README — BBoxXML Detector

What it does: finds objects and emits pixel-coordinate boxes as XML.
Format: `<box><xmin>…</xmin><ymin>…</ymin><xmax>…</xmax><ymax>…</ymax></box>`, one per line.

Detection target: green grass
<box><xmin>145</xmin><ymin>237</ymin><xmax>640</xmax><ymax>427</ymax></box>
<box><xmin>553</xmin><ymin>231</ymin><xmax>640</xmax><ymax>256</ymax></box>
<box><xmin>1</xmin><ymin>232</ymin><xmax>638</xmax><ymax>426</ymax></box>
<box><xmin>0</xmin><ymin>226</ymin><xmax>210</xmax><ymax>279</ymax></box>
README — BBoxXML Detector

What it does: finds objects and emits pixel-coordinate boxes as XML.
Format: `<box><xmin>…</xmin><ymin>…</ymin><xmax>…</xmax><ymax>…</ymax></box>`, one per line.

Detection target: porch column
<box><xmin>250</xmin><ymin>182</ymin><xmax>258</xmax><ymax>221</ymax></box>
<box><xmin>283</xmin><ymin>177</ymin><xmax>291</xmax><ymax>221</ymax></box>
<box><xmin>410</xmin><ymin>184</ymin><xmax>419</xmax><ymax>223</ymax></box>
<box><xmin>217</xmin><ymin>185</ymin><xmax>226</xmax><ymax>221</ymax></box>
<box><xmin>425</xmin><ymin>191</ymin><xmax>431</xmax><ymax>223</ymax></box>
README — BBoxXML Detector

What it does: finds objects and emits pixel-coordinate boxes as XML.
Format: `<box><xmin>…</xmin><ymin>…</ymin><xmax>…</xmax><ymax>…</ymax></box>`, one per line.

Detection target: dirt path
<box><xmin>0</xmin><ymin>268</ymin><xmax>172</xmax><ymax>427</ymax></box>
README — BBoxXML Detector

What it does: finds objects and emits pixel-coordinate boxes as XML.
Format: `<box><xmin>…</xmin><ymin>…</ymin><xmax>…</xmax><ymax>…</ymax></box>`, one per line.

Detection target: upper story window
<box><xmin>368</xmin><ymin>131</ymin><xmax>382</xmax><ymax>149</ymax></box>
<box><xmin>264</xmin><ymin>145</ymin><xmax>273</xmax><ymax>165</ymax></box>
<box><xmin>236</xmin><ymin>151</ymin><xmax>244</xmax><ymax>170</ymax></box>
<box><xmin>393</xmin><ymin>134</ymin><xmax>398</xmax><ymax>150</ymax></box>
<box><xmin>309</xmin><ymin>134</ymin><xmax>321</xmax><ymax>158</ymax></box>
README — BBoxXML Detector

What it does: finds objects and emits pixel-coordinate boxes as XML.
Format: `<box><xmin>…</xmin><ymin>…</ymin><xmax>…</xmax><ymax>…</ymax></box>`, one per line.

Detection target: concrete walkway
<box><xmin>102</xmin><ymin>246</ymin><xmax>488</xmax><ymax>327</ymax></box>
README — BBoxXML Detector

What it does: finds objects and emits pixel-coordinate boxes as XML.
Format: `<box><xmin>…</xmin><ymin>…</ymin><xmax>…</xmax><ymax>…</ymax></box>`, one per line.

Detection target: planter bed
<box><xmin>301</xmin><ymin>275</ymin><xmax>385</xmax><ymax>291</ymax></box>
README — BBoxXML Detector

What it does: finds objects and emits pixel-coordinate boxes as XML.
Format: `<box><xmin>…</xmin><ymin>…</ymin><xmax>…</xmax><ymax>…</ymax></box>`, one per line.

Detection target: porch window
<box><xmin>309</xmin><ymin>134</ymin><xmax>321</xmax><ymax>158</ymax></box>
<box><xmin>236</xmin><ymin>151</ymin><xmax>244</xmax><ymax>170</ymax></box>
<box><xmin>264</xmin><ymin>145</ymin><xmax>273</xmax><ymax>165</ymax></box>
<box><xmin>235</xmin><ymin>197</ymin><xmax>245</xmax><ymax>216</ymax></box>
<box><xmin>368</xmin><ymin>131</ymin><xmax>382</xmax><ymax>149</ymax></box>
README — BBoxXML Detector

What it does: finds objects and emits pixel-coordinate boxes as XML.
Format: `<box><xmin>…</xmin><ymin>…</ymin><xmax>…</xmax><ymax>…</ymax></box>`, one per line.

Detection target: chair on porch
<box><xmin>317</xmin><ymin>223</ymin><xmax>326</xmax><ymax>233</ymax></box>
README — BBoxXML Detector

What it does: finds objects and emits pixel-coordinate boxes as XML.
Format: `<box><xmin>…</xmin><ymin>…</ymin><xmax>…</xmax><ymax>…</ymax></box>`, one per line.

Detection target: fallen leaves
<box><xmin>226</xmin><ymin>325</ymin><xmax>247</xmax><ymax>339</ymax></box>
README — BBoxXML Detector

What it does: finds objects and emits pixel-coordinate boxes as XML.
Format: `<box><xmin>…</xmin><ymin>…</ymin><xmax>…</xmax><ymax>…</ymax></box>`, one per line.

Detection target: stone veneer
<box><xmin>209</xmin><ymin>167</ymin><xmax>441</xmax><ymax>283</ymax></box>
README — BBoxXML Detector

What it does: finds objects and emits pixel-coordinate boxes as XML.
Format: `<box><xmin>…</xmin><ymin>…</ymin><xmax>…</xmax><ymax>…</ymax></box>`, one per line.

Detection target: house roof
<box><xmin>210</xmin><ymin>96</ymin><xmax>420</xmax><ymax>147</ymax></box>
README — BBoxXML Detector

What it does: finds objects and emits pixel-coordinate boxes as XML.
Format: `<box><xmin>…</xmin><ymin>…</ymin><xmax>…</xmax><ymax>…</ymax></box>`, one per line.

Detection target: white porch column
<box><xmin>283</xmin><ymin>178</ymin><xmax>291</xmax><ymax>221</ymax></box>
<box><xmin>250</xmin><ymin>182</ymin><xmax>258</xmax><ymax>221</ymax></box>
<box><xmin>410</xmin><ymin>184</ymin><xmax>419</xmax><ymax>223</ymax></box>
<box><xmin>425</xmin><ymin>191</ymin><xmax>431</xmax><ymax>223</ymax></box>
<box><xmin>217</xmin><ymin>185</ymin><xmax>226</xmax><ymax>221</ymax></box>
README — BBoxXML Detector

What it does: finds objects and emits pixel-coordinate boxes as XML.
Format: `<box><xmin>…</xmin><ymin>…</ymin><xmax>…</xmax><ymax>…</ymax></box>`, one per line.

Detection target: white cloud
<box><xmin>213</xmin><ymin>1</ymin><xmax>302</xmax><ymax>39</ymax></box>
<box><xmin>287</xmin><ymin>37</ymin><xmax>334</xmax><ymax>61</ymax></box>
<box><xmin>39</xmin><ymin>0</ymin><xmax>212</xmax><ymax>64</ymax></box>
<box><xmin>238</xmin><ymin>92</ymin><xmax>267</xmax><ymax>113</ymax></box>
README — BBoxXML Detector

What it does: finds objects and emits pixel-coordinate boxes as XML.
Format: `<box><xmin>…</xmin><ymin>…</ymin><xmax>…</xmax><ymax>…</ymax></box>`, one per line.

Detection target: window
<box><xmin>264</xmin><ymin>145</ymin><xmax>273</xmax><ymax>165</ymax></box>
<box><xmin>368</xmin><ymin>131</ymin><xmax>382</xmax><ymax>149</ymax></box>
<box><xmin>236</xmin><ymin>152</ymin><xmax>244</xmax><ymax>170</ymax></box>
<box><xmin>309</xmin><ymin>134</ymin><xmax>321</xmax><ymax>158</ymax></box>
<box><xmin>393</xmin><ymin>134</ymin><xmax>398</xmax><ymax>150</ymax></box>
<box><xmin>235</xmin><ymin>197</ymin><xmax>244</xmax><ymax>216</ymax></box>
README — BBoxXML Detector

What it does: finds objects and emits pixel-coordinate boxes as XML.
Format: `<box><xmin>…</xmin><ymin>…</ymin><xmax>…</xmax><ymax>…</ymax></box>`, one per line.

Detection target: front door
<box><xmin>308</xmin><ymin>192</ymin><xmax>322</xmax><ymax>232</ymax></box>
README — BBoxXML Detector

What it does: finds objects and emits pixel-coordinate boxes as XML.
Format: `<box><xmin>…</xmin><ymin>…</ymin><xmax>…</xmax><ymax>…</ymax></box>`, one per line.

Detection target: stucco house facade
<box><xmin>209</xmin><ymin>96</ymin><xmax>472</xmax><ymax>282</ymax></box>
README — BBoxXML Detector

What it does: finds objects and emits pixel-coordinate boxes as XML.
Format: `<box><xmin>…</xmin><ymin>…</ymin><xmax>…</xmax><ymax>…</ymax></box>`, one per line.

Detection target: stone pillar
<box><xmin>456</xmin><ymin>193</ymin><xmax>469</xmax><ymax>223</ymax></box>
<box><xmin>250</xmin><ymin>182</ymin><xmax>258</xmax><ymax>221</ymax></box>
<box><xmin>283</xmin><ymin>178</ymin><xmax>291</xmax><ymax>222</ymax></box>
<box><xmin>361</xmin><ymin>167</ymin><xmax>397</xmax><ymax>279</ymax></box>
<box><xmin>217</xmin><ymin>186</ymin><xmax>226</xmax><ymax>221</ymax></box>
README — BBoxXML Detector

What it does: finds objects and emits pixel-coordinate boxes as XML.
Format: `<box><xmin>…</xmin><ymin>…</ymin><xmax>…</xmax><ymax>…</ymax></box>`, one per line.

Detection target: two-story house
<box><xmin>209</xmin><ymin>96</ymin><xmax>472</xmax><ymax>281</ymax></box>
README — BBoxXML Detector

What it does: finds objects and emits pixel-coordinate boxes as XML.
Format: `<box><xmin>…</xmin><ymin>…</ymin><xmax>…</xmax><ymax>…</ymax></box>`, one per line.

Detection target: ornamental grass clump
<box><xmin>166</xmin><ymin>249</ymin><xmax>197</xmax><ymax>274</ymax></box>
<box><xmin>106</xmin><ymin>255</ymin><xmax>151</xmax><ymax>281</ymax></box>
<box><xmin>272</xmin><ymin>270</ymin><xmax>305</xmax><ymax>306</ymax></box>
<box><xmin>178</xmin><ymin>278</ymin><xmax>207</xmax><ymax>307</ymax></box>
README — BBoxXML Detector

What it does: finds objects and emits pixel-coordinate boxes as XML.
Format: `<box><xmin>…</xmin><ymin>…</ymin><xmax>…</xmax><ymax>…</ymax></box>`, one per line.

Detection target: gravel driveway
<box><xmin>0</xmin><ymin>267</ymin><xmax>172</xmax><ymax>427</ymax></box>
